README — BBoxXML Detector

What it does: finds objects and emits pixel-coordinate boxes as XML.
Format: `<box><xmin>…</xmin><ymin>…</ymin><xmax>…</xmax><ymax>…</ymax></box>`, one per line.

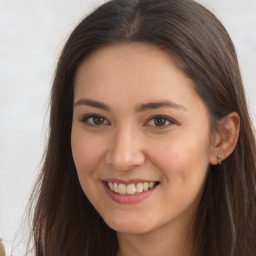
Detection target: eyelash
<box><xmin>80</xmin><ymin>114</ymin><xmax>176</xmax><ymax>128</ymax></box>
<box><xmin>81</xmin><ymin>114</ymin><xmax>110</xmax><ymax>127</ymax></box>
<box><xmin>145</xmin><ymin>115</ymin><xmax>176</xmax><ymax>128</ymax></box>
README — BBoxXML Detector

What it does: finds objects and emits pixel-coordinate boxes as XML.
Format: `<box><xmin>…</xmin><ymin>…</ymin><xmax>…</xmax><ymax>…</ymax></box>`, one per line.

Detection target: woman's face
<box><xmin>71</xmin><ymin>43</ymin><xmax>215</xmax><ymax>235</ymax></box>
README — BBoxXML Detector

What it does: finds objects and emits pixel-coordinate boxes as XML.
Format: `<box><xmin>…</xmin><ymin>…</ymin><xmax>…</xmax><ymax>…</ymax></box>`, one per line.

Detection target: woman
<box><xmin>27</xmin><ymin>0</ymin><xmax>256</xmax><ymax>255</ymax></box>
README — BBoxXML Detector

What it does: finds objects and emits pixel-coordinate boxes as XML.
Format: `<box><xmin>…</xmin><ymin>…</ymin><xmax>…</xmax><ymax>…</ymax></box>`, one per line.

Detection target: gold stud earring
<box><xmin>217</xmin><ymin>154</ymin><xmax>222</xmax><ymax>165</ymax></box>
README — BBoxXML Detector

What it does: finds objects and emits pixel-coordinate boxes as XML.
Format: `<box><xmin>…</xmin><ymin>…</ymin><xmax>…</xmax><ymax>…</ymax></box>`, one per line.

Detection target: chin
<box><xmin>105</xmin><ymin>218</ymin><xmax>155</xmax><ymax>235</ymax></box>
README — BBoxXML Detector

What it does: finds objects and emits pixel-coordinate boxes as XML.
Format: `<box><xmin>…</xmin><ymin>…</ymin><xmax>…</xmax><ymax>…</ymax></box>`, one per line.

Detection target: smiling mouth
<box><xmin>106</xmin><ymin>181</ymin><xmax>160</xmax><ymax>195</ymax></box>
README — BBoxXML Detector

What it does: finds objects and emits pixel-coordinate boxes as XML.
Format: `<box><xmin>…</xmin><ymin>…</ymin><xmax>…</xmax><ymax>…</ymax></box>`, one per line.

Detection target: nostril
<box><xmin>105</xmin><ymin>150</ymin><xmax>145</xmax><ymax>171</ymax></box>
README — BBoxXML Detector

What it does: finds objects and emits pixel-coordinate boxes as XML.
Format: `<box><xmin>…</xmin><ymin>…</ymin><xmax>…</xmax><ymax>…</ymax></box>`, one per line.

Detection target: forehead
<box><xmin>73</xmin><ymin>43</ymin><xmax>204</xmax><ymax>112</ymax></box>
<box><xmin>74</xmin><ymin>43</ymin><xmax>177</xmax><ymax>86</ymax></box>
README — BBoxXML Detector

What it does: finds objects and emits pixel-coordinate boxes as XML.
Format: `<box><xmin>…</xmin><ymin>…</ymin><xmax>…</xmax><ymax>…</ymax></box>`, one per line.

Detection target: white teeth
<box><xmin>127</xmin><ymin>184</ymin><xmax>136</xmax><ymax>195</ymax></box>
<box><xmin>114</xmin><ymin>183</ymin><xmax>119</xmax><ymax>193</ymax></box>
<box><xmin>119</xmin><ymin>184</ymin><xmax>127</xmax><ymax>194</ymax></box>
<box><xmin>107</xmin><ymin>181</ymin><xmax>157</xmax><ymax>195</ymax></box>
<box><xmin>108</xmin><ymin>182</ymin><xmax>114</xmax><ymax>191</ymax></box>
<box><xmin>136</xmin><ymin>183</ymin><xmax>144</xmax><ymax>193</ymax></box>
<box><xmin>143</xmin><ymin>182</ymin><xmax>149</xmax><ymax>191</ymax></box>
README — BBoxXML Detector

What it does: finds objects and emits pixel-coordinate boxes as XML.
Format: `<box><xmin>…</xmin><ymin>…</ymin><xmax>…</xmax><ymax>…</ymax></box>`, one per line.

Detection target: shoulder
<box><xmin>0</xmin><ymin>239</ymin><xmax>6</xmax><ymax>256</ymax></box>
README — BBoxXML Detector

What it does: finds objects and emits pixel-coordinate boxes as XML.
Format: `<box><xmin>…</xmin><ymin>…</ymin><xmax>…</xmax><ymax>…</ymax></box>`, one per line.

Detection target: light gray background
<box><xmin>0</xmin><ymin>0</ymin><xmax>255</xmax><ymax>255</ymax></box>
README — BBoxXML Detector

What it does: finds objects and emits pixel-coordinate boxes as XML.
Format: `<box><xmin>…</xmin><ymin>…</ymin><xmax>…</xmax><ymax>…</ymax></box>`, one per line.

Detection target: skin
<box><xmin>71</xmin><ymin>43</ymin><xmax>234</xmax><ymax>256</ymax></box>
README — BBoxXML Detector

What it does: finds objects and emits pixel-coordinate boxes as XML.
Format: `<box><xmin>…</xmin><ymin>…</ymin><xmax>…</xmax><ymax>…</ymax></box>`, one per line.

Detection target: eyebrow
<box><xmin>136</xmin><ymin>101</ymin><xmax>187</xmax><ymax>112</ymax></box>
<box><xmin>74</xmin><ymin>98</ymin><xmax>111</xmax><ymax>111</ymax></box>
<box><xmin>74</xmin><ymin>98</ymin><xmax>187</xmax><ymax>112</ymax></box>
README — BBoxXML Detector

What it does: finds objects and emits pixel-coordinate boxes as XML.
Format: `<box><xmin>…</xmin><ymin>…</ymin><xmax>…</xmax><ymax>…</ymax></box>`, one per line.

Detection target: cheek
<box><xmin>148</xmin><ymin>134</ymin><xmax>211</xmax><ymax>182</ymax></box>
<box><xmin>71</xmin><ymin>129</ymin><xmax>105</xmax><ymax>176</ymax></box>
<box><xmin>149</xmin><ymin>137</ymin><xmax>210</xmax><ymax>216</ymax></box>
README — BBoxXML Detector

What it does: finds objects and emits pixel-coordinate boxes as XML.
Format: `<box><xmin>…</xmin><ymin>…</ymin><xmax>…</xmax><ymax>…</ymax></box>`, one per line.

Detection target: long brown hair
<box><xmin>27</xmin><ymin>0</ymin><xmax>256</xmax><ymax>255</ymax></box>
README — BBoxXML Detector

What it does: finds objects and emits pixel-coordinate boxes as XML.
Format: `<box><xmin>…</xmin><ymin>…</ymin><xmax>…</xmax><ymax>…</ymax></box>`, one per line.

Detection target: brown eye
<box><xmin>82</xmin><ymin>115</ymin><xmax>109</xmax><ymax>126</ymax></box>
<box><xmin>93</xmin><ymin>116</ymin><xmax>105</xmax><ymax>125</ymax></box>
<box><xmin>154</xmin><ymin>117</ymin><xmax>167</xmax><ymax>127</ymax></box>
<box><xmin>146</xmin><ymin>115</ymin><xmax>175</xmax><ymax>128</ymax></box>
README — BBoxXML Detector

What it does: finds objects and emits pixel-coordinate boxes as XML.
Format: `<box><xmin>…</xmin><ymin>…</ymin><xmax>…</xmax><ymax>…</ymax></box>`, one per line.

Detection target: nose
<box><xmin>105</xmin><ymin>125</ymin><xmax>145</xmax><ymax>171</ymax></box>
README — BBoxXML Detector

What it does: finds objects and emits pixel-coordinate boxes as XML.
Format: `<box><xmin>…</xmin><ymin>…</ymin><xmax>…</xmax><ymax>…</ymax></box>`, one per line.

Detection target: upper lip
<box><xmin>103</xmin><ymin>178</ymin><xmax>159</xmax><ymax>185</ymax></box>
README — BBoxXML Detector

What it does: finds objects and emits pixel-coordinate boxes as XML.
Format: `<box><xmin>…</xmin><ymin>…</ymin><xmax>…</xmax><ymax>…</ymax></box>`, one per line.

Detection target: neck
<box><xmin>116</xmin><ymin>219</ymin><xmax>193</xmax><ymax>256</ymax></box>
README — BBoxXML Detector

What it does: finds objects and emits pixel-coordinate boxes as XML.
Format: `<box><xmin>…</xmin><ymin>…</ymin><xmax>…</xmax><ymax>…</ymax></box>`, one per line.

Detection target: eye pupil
<box><xmin>154</xmin><ymin>117</ymin><xmax>166</xmax><ymax>126</ymax></box>
<box><xmin>93</xmin><ymin>116</ymin><xmax>104</xmax><ymax>125</ymax></box>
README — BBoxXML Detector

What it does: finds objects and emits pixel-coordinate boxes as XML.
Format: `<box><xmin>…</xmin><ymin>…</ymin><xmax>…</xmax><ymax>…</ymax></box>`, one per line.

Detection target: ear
<box><xmin>209</xmin><ymin>112</ymin><xmax>240</xmax><ymax>165</ymax></box>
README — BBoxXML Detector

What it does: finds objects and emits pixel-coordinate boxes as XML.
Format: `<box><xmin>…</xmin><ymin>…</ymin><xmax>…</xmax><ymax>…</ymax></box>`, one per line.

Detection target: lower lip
<box><xmin>103</xmin><ymin>182</ymin><xmax>158</xmax><ymax>204</ymax></box>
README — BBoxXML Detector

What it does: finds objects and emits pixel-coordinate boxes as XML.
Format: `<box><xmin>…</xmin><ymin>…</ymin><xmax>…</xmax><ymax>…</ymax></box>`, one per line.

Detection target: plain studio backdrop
<box><xmin>0</xmin><ymin>0</ymin><xmax>255</xmax><ymax>255</ymax></box>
